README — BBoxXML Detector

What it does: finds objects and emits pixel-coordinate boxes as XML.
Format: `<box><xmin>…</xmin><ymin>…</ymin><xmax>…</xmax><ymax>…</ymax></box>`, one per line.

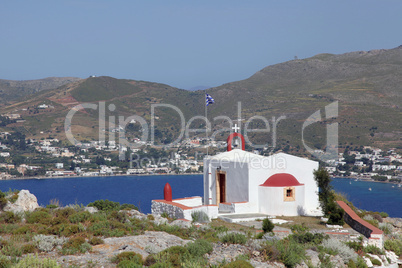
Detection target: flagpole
<box><xmin>205</xmin><ymin>89</ymin><xmax>209</xmax><ymax>156</ymax></box>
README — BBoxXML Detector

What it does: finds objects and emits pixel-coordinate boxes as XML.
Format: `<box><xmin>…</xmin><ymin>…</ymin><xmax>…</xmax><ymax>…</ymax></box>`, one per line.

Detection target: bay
<box><xmin>0</xmin><ymin>175</ymin><xmax>203</xmax><ymax>214</ymax></box>
<box><xmin>0</xmin><ymin>176</ymin><xmax>400</xmax><ymax>217</ymax></box>
<box><xmin>331</xmin><ymin>178</ymin><xmax>402</xmax><ymax>218</ymax></box>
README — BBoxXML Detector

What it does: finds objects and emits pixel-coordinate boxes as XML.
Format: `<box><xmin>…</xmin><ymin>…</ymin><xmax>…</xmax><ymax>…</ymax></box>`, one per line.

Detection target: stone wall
<box><xmin>151</xmin><ymin>200</ymin><xmax>186</xmax><ymax>219</ymax></box>
<box><xmin>152</xmin><ymin>199</ymin><xmax>218</xmax><ymax>221</ymax></box>
<box><xmin>336</xmin><ymin>201</ymin><xmax>384</xmax><ymax>249</ymax></box>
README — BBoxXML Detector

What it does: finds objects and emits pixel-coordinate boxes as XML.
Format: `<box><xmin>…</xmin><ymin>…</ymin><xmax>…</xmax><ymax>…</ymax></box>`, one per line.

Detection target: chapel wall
<box><xmin>151</xmin><ymin>200</ymin><xmax>184</xmax><ymax>219</ymax></box>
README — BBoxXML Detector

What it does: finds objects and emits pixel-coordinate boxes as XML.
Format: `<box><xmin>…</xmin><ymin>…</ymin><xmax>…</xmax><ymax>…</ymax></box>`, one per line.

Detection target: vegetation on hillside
<box><xmin>0</xmin><ymin>187</ymin><xmax>400</xmax><ymax>267</ymax></box>
<box><xmin>314</xmin><ymin>168</ymin><xmax>345</xmax><ymax>225</ymax></box>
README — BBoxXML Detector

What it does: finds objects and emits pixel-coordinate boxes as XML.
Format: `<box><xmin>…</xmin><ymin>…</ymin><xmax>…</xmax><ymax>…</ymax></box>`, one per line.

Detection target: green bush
<box><xmin>384</xmin><ymin>239</ymin><xmax>402</xmax><ymax>256</ymax></box>
<box><xmin>108</xmin><ymin>211</ymin><xmax>128</xmax><ymax>223</ymax></box>
<box><xmin>0</xmin><ymin>198</ymin><xmax>7</xmax><ymax>210</ymax></box>
<box><xmin>318</xmin><ymin>252</ymin><xmax>333</xmax><ymax>268</ymax></box>
<box><xmin>365</xmin><ymin>219</ymin><xmax>379</xmax><ymax>228</ymax></box>
<box><xmin>254</xmin><ymin>232</ymin><xmax>264</xmax><ymax>239</ymax></box>
<box><xmin>1</xmin><ymin>243</ymin><xmax>23</xmax><ymax>257</ymax></box>
<box><xmin>290</xmin><ymin>224</ymin><xmax>309</xmax><ymax>234</ymax></box>
<box><xmin>213</xmin><ymin>226</ymin><xmax>229</xmax><ymax>233</ymax></box>
<box><xmin>87</xmin><ymin>199</ymin><xmax>121</xmax><ymax>211</ymax></box>
<box><xmin>327</xmin><ymin>207</ymin><xmax>345</xmax><ymax>226</ymax></box>
<box><xmin>26</xmin><ymin>210</ymin><xmax>51</xmax><ymax>225</ymax></box>
<box><xmin>60</xmin><ymin>224</ymin><xmax>81</xmax><ymax>237</ymax></box>
<box><xmin>370</xmin><ymin>258</ymin><xmax>381</xmax><ymax>266</ymax></box>
<box><xmin>347</xmin><ymin>259</ymin><xmax>357</xmax><ymax>268</ymax></box>
<box><xmin>61</xmin><ymin>237</ymin><xmax>91</xmax><ymax>255</ymax></box>
<box><xmin>379</xmin><ymin>212</ymin><xmax>388</xmax><ymax>218</ymax></box>
<box><xmin>68</xmin><ymin>211</ymin><xmax>91</xmax><ymax>223</ymax></box>
<box><xmin>0</xmin><ymin>254</ymin><xmax>11</xmax><ymax>268</ymax></box>
<box><xmin>371</xmin><ymin>259</ymin><xmax>381</xmax><ymax>266</ymax></box>
<box><xmin>112</xmin><ymin>251</ymin><xmax>143</xmax><ymax>265</ymax></box>
<box><xmin>9</xmin><ymin>192</ymin><xmax>19</xmax><ymax>204</ymax></box>
<box><xmin>152</xmin><ymin>246</ymin><xmax>189</xmax><ymax>267</ymax></box>
<box><xmin>144</xmin><ymin>254</ymin><xmax>156</xmax><ymax>266</ymax></box>
<box><xmin>54</xmin><ymin>207</ymin><xmax>76</xmax><ymax>218</ymax></box>
<box><xmin>191</xmin><ymin>211</ymin><xmax>210</xmax><ymax>223</ymax></box>
<box><xmin>262</xmin><ymin>218</ymin><xmax>274</xmax><ymax>233</ymax></box>
<box><xmin>346</xmin><ymin>241</ymin><xmax>363</xmax><ymax>252</ymax></box>
<box><xmin>290</xmin><ymin>232</ymin><xmax>327</xmax><ymax>245</ymax></box>
<box><xmin>222</xmin><ymin>259</ymin><xmax>253</xmax><ymax>268</ymax></box>
<box><xmin>180</xmin><ymin>257</ymin><xmax>208</xmax><ymax>268</ymax></box>
<box><xmin>356</xmin><ymin>257</ymin><xmax>368</xmax><ymax>268</ymax></box>
<box><xmin>0</xmin><ymin>211</ymin><xmax>21</xmax><ymax>224</ymax></box>
<box><xmin>364</xmin><ymin>245</ymin><xmax>383</xmax><ymax>255</ymax></box>
<box><xmin>88</xmin><ymin>237</ymin><xmax>104</xmax><ymax>245</ymax></box>
<box><xmin>186</xmin><ymin>239</ymin><xmax>213</xmax><ymax>257</ymax></box>
<box><xmin>0</xmin><ymin>191</ymin><xmax>7</xmax><ymax>210</ymax></box>
<box><xmin>13</xmin><ymin>253</ymin><xmax>60</xmax><ymax>268</ymax></box>
<box><xmin>120</xmin><ymin>203</ymin><xmax>138</xmax><ymax>211</ymax></box>
<box><xmin>260</xmin><ymin>242</ymin><xmax>280</xmax><ymax>262</ymax></box>
<box><xmin>221</xmin><ymin>233</ymin><xmax>247</xmax><ymax>245</ymax></box>
<box><xmin>50</xmin><ymin>216</ymin><xmax>68</xmax><ymax>226</ymax></box>
<box><xmin>117</xmin><ymin>260</ymin><xmax>142</xmax><ymax>268</ymax></box>
<box><xmin>272</xmin><ymin>239</ymin><xmax>306</xmax><ymax>268</ymax></box>
<box><xmin>21</xmin><ymin>243</ymin><xmax>37</xmax><ymax>254</ymax></box>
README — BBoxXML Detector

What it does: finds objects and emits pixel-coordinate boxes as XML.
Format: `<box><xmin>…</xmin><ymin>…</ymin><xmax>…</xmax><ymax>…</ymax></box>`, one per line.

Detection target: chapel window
<box><xmin>284</xmin><ymin>187</ymin><xmax>295</xmax><ymax>201</ymax></box>
<box><xmin>286</xmin><ymin>189</ymin><xmax>292</xmax><ymax>197</ymax></box>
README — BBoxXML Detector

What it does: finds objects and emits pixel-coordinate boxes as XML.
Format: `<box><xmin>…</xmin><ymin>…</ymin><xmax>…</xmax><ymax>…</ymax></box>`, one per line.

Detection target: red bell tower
<box><xmin>226</xmin><ymin>124</ymin><xmax>245</xmax><ymax>151</ymax></box>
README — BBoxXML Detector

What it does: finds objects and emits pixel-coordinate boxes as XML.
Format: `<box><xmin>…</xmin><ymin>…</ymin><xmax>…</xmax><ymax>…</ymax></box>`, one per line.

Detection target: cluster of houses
<box><xmin>0</xmin><ymin>127</ymin><xmax>401</xmax><ymax>181</ymax></box>
<box><xmin>0</xmin><ymin>136</ymin><xmax>203</xmax><ymax>179</ymax></box>
<box><xmin>325</xmin><ymin>146</ymin><xmax>402</xmax><ymax>181</ymax></box>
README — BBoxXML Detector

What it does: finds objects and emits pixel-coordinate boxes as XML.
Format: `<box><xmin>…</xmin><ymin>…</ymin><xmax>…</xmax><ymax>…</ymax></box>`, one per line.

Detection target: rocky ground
<box><xmin>36</xmin><ymin>215</ymin><xmax>401</xmax><ymax>268</ymax></box>
<box><xmin>2</xmin><ymin>190</ymin><xmax>402</xmax><ymax>268</ymax></box>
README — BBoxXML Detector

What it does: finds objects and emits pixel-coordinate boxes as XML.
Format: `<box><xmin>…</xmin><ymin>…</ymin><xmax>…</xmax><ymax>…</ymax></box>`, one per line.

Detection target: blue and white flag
<box><xmin>206</xmin><ymin>93</ymin><xmax>214</xmax><ymax>106</ymax></box>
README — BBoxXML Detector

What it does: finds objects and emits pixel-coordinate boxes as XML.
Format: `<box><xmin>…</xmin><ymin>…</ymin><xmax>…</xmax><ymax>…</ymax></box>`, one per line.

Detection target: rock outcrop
<box><xmin>4</xmin><ymin>190</ymin><xmax>39</xmax><ymax>213</ymax></box>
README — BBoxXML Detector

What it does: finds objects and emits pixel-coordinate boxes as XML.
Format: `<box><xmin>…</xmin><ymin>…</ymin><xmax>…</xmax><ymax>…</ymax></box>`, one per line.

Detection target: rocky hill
<box><xmin>0</xmin><ymin>47</ymin><xmax>401</xmax><ymax>151</ymax></box>
<box><xmin>0</xmin><ymin>77</ymin><xmax>82</xmax><ymax>104</ymax></box>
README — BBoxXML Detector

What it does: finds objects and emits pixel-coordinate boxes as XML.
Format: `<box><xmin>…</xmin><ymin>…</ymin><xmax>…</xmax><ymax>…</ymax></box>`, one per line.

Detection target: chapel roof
<box><xmin>260</xmin><ymin>173</ymin><xmax>304</xmax><ymax>187</ymax></box>
<box><xmin>207</xmin><ymin>149</ymin><xmax>264</xmax><ymax>162</ymax></box>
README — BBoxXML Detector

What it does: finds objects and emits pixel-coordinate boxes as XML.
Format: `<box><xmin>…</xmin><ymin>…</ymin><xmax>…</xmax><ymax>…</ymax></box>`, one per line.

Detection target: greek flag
<box><xmin>206</xmin><ymin>93</ymin><xmax>214</xmax><ymax>106</ymax></box>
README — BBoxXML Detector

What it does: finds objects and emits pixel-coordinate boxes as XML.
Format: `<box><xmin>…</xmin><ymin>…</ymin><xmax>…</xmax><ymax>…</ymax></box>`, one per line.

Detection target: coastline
<box><xmin>333</xmin><ymin>176</ymin><xmax>402</xmax><ymax>186</ymax></box>
<box><xmin>1</xmin><ymin>172</ymin><xmax>203</xmax><ymax>181</ymax></box>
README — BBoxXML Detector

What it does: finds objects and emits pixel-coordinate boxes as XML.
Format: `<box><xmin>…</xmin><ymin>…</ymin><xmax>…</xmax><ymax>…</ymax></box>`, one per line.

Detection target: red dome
<box><xmin>260</xmin><ymin>173</ymin><xmax>303</xmax><ymax>187</ymax></box>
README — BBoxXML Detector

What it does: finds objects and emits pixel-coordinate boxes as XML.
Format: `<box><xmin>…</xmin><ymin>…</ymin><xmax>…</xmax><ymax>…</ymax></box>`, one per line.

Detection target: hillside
<box><xmin>206</xmin><ymin>46</ymin><xmax>402</xmax><ymax>151</ymax></box>
<box><xmin>0</xmin><ymin>47</ymin><xmax>401</xmax><ymax>152</ymax></box>
<box><xmin>0</xmin><ymin>77</ymin><xmax>82</xmax><ymax>104</ymax></box>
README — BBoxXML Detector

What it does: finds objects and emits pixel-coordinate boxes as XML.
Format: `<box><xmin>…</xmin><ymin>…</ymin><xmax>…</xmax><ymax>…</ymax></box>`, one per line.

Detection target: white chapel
<box><xmin>203</xmin><ymin>148</ymin><xmax>322</xmax><ymax>217</ymax></box>
<box><xmin>152</xmin><ymin>130</ymin><xmax>323</xmax><ymax>220</ymax></box>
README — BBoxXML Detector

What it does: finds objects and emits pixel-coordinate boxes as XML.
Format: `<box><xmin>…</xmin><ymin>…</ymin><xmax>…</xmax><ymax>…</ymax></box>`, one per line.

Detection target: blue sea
<box><xmin>0</xmin><ymin>175</ymin><xmax>203</xmax><ymax>214</ymax></box>
<box><xmin>331</xmin><ymin>178</ymin><xmax>402</xmax><ymax>218</ymax></box>
<box><xmin>0</xmin><ymin>176</ymin><xmax>401</xmax><ymax>217</ymax></box>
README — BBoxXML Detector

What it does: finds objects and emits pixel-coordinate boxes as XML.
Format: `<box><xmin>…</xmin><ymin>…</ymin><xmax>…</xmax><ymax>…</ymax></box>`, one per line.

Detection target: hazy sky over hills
<box><xmin>1</xmin><ymin>0</ymin><xmax>402</xmax><ymax>89</ymax></box>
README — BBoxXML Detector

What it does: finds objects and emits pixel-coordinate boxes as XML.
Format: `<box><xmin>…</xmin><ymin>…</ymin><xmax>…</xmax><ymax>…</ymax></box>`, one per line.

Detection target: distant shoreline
<box><xmin>1</xmin><ymin>172</ymin><xmax>203</xmax><ymax>181</ymax></box>
<box><xmin>332</xmin><ymin>176</ymin><xmax>401</xmax><ymax>186</ymax></box>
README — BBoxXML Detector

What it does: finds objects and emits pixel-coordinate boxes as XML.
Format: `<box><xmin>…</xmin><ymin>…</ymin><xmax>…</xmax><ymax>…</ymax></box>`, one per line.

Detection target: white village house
<box><xmin>152</xmin><ymin>131</ymin><xmax>323</xmax><ymax>221</ymax></box>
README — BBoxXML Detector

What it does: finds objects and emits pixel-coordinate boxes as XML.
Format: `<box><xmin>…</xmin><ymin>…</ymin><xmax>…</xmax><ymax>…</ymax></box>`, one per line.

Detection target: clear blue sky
<box><xmin>1</xmin><ymin>0</ymin><xmax>402</xmax><ymax>89</ymax></box>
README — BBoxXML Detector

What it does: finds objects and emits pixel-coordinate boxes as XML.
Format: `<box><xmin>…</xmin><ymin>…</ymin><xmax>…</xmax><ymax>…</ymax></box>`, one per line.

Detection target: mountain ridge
<box><xmin>0</xmin><ymin>47</ymin><xmax>401</xmax><ymax>152</ymax></box>
<box><xmin>0</xmin><ymin>77</ymin><xmax>82</xmax><ymax>104</ymax></box>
